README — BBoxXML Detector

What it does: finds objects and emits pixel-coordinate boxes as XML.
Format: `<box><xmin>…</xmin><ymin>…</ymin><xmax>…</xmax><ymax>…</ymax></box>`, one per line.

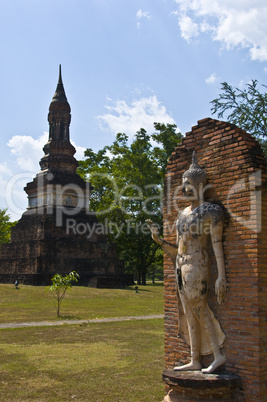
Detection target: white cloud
<box><xmin>205</xmin><ymin>73</ymin><xmax>218</xmax><ymax>85</ymax></box>
<box><xmin>178</xmin><ymin>13</ymin><xmax>199</xmax><ymax>41</ymax></box>
<box><xmin>8</xmin><ymin>132</ymin><xmax>47</xmax><ymax>172</ymax></box>
<box><xmin>97</xmin><ymin>96</ymin><xmax>176</xmax><ymax>137</ymax></box>
<box><xmin>136</xmin><ymin>9</ymin><xmax>151</xmax><ymax>29</ymax></box>
<box><xmin>173</xmin><ymin>0</ymin><xmax>267</xmax><ymax>61</ymax></box>
<box><xmin>136</xmin><ymin>9</ymin><xmax>151</xmax><ymax>19</ymax></box>
<box><xmin>73</xmin><ymin>142</ymin><xmax>86</xmax><ymax>160</ymax></box>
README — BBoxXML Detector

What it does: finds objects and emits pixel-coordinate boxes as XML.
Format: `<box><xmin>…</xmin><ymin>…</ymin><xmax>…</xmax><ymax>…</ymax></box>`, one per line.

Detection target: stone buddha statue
<box><xmin>147</xmin><ymin>151</ymin><xmax>227</xmax><ymax>374</ymax></box>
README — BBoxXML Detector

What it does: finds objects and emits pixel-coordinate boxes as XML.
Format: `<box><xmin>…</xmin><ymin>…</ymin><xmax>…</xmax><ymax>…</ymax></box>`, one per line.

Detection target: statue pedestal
<box><xmin>162</xmin><ymin>370</ymin><xmax>242</xmax><ymax>401</ymax></box>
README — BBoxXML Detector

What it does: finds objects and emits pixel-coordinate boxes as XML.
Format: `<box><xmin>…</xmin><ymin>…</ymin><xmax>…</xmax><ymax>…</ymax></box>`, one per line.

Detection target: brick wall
<box><xmin>163</xmin><ymin>118</ymin><xmax>267</xmax><ymax>401</ymax></box>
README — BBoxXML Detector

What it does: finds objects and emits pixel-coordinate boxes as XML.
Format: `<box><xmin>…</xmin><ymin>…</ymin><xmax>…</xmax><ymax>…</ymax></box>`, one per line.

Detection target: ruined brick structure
<box><xmin>0</xmin><ymin>67</ymin><xmax>132</xmax><ymax>288</ymax></box>
<box><xmin>163</xmin><ymin>118</ymin><xmax>267</xmax><ymax>401</ymax></box>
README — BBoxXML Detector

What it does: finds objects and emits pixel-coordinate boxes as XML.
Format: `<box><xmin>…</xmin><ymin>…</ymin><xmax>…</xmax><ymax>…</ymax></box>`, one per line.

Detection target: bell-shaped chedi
<box><xmin>0</xmin><ymin>66</ymin><xmax>131</xmax><ymax>287</ymax></box>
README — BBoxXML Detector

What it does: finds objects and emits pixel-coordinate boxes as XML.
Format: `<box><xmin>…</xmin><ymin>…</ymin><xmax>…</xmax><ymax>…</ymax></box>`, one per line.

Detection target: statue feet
<box><xmin>174</xmin><ymin>361</ymin><xmax>202</xmax><ymax>371</ymax></box>
<box><xmin>202</xmin><ymin>354</ymin><xmax>226</xmax><ymax>374</ymax></box>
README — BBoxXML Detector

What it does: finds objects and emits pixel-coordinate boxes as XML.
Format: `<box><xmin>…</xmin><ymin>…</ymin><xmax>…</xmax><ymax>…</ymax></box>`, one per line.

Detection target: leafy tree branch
<box><xmin>211</xmin><ymin>80</ymin><xmax>267</xmax><ymax>156</ymax></box>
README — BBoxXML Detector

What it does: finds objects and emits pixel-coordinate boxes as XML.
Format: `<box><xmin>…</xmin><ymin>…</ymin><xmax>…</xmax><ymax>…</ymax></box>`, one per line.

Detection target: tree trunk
<box><xmin>141</xmin><ymin>270</ymin><xmax>146</xmax><ymax>286</ymax></box>
<box><xmin>137</xmin><ymin>270</ymin><xmax>141</xmax><ymax>285</ymax></box>
<box><xmin>57</xmin><ymin>300</ymin><xmax>60</xmax><ymax>317</ymax></box>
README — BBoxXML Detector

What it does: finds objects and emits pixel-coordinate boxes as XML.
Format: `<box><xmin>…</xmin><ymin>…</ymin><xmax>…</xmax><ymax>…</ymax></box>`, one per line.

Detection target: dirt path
<box><xmin>0</xmin><ymin>314</ymin><xmax>164</xmax><ymax>329</ymax></box>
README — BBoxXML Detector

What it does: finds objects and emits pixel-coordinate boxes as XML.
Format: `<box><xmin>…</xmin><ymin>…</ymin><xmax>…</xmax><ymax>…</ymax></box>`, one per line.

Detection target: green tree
<box><xmin>211</xmin><ymin>80</ymin><xmax>267</xmax><ymax>155</ymax></box>
<box><xmin>47</xmin><ymin>271</ymin><xmax>79</xmax><ymax>317</ymax></box>
<box><xmin>78</xmin><ymin>123</ymin><xmax>182</xmax><ymax>285</ymax></box>
<box><xmin>152</xmin><ymin>123</ymin><xmax>182</xmax><ymax>177</ymax></box>
<box><xmin>0</xmin><ymin>208</ymin><xmax>16</xmax><ymax>247</ymax></box>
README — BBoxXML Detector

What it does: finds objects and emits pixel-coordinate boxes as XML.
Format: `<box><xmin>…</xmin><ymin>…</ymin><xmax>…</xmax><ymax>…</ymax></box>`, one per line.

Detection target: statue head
<box><xmin>182</xmin><ymin>151</ymin><xmax>207</xmax><ymax>200</ymax></box>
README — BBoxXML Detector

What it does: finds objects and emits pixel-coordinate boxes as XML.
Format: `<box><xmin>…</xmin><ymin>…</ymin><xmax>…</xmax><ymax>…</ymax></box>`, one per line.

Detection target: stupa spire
<box><xmin>51</xmin><ymin>64</ymin><xmax>68</xmax><ymax>103</ymax></box>
<box><xmin>47</xmin><ymin>65</ymin><xmax>71</xmax><ymax>143</ymax></box>
<box><xmin>38</xmin><ymin>65</ymin><xmax>77</xmax><ymax>173</ymax></box>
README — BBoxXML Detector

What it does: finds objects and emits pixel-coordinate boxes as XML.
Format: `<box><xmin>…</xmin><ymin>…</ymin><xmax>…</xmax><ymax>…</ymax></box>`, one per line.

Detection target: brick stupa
<box><xmin>0</xmin><ymin>66</ymin><xmax>131</xmax><ymax>287</ymax></box>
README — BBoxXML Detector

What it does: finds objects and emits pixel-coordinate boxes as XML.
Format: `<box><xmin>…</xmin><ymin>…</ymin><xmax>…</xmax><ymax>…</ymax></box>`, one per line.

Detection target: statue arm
<box><xmin>146</xmin><ymin>220</ymin><xmax>177</xmax><ymax>265</ymax></box>
<box><xmin>211</xmin><ymin>221</ymin><xmax>226</xmax><ymax>305</ymax></box>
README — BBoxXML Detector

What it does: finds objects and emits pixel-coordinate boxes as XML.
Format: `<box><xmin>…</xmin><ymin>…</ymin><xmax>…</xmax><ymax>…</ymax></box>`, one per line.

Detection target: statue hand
<box><xmin>215</xmin><ymin>276</ymin><xmax>226</xmax><ymax>305</ymax></box>
<box><xmin>146</xmin><ymin>220</ymin><xmax>160</xmax><ymax>243</ymax></box>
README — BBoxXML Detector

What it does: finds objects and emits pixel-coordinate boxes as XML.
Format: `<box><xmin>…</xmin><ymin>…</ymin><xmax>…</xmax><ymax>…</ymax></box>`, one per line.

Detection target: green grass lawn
<box><xmin>0</xmin><ymin>283</ymin><xmax>164</xmax><ymax>323</ymax></box>
<box><xmin>0</xmin><ymin>318</ymin><xmax>165</xmax><ymax>401</ymax></box>
<box><xmin>0</xmin><ymin>284</ymin><xmax>165</xmax><ymax>401</ymax></box>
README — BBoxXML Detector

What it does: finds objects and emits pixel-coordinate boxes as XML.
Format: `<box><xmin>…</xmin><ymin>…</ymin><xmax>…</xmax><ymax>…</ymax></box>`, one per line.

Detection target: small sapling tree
<box><xmin>48</xmin><ymin>271</ymin><xmax>79</xmax><ymax>317</ymax></box>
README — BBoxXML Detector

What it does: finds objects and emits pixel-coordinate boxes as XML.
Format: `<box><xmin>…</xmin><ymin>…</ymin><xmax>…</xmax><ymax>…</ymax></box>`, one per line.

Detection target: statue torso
<box><xmin>176</xmin><ymin>202</ymin><xmax>224</xmax><ymax>291</ymax></box>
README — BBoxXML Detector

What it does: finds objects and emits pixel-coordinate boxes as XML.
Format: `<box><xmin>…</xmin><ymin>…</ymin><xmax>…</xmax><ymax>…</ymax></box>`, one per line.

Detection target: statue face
<box><xmin>182</xmin><ymin>177</ymin><xmax>196</xmax><ymax>198</ymax></box>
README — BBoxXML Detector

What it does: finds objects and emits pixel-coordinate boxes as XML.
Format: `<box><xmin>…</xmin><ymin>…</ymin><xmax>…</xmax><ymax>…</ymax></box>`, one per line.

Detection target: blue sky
<box><xmin>1</xmin><ymin>0</ymin><xmax>267</xmax><ymax>220</ymax></box>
